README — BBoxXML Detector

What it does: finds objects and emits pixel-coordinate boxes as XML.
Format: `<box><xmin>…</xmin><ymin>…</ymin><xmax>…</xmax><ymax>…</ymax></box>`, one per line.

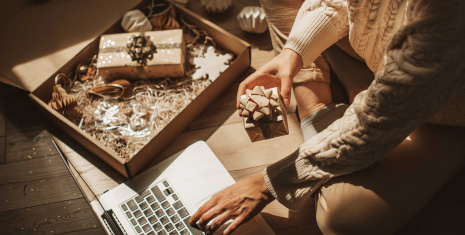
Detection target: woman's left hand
<box><xmin>189</xmin><ymin>173</ymin><xmax>274</xmax><ymax>234</ymax></box>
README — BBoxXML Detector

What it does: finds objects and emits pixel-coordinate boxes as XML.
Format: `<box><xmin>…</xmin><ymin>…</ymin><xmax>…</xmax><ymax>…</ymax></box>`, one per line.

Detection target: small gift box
<box><xmin>240</xmin><ymin>86</ymin><xmax>289</xmax><ymax>142</ymax></box>
<box><xmin>97</xmin><ymin>29</ymin><xmax>185</xmax><ymax>80</ymax></box>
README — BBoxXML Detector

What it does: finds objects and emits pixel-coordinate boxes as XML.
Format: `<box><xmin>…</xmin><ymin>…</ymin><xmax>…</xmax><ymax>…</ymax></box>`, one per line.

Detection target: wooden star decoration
<box><xmin>190</xmin><ymin>46</ymin><xmax>233</xmax><ymax>81</ymax></box>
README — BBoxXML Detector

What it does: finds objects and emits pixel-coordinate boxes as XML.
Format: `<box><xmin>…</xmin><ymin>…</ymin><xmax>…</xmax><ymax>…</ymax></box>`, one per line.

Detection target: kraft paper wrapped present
<box><xmin>240</xmin><ymin>86</ymin><xmax>289</xmax><ymax>142</ymax></box>
<box><xmin>97</xmin><ymin>29</ymin><xmax>185</xmax><ymax>80</ymax></box>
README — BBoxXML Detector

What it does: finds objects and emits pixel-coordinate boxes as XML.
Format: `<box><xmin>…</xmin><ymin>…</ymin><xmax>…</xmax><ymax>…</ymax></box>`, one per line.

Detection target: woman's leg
<box><xmin>315</xmin><ymin>125</ymin><xmax>465</xmax><ymax>234</ymax></box>
<box><xmin>323</xmin><ymin>44</ymin><xmax>375</xmax><ymax>102</ymax></box>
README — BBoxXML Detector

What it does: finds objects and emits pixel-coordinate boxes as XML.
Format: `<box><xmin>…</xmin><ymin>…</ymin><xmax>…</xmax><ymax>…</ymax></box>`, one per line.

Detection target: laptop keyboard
<box><xmin>120</xmin><ymin>179</ymin><xmax>203</xmax><ymax>235</ymax></box>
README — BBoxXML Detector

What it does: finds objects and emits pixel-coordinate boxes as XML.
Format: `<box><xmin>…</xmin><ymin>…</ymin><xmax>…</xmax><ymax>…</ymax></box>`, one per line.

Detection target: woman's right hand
<box><xmin>236</xmin><ymin>48</ymin><xmax>303</xmax><ymax>110</ymax></box>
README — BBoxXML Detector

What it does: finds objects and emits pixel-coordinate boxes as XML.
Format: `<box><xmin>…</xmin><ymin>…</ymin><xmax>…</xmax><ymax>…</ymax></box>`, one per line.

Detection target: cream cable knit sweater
<box><xmin>264</xmin><ymin>0</ymin><xmax>465</xmax><ymax>210</ymax></box>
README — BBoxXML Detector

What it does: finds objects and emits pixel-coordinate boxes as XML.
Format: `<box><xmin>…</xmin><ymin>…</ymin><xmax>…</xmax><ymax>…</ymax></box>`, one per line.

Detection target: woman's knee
<box><xmin>315</xmin><ymin>182</ymin><xmax>395</xmax><ymax>235</ymax></box>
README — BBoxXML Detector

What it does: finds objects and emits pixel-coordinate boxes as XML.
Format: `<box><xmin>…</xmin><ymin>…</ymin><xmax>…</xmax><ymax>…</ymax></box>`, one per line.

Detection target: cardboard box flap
<box><xmin>0</xmin><ymin>0</ymin><xmax>142</xmax><ymax>92</ymax></box>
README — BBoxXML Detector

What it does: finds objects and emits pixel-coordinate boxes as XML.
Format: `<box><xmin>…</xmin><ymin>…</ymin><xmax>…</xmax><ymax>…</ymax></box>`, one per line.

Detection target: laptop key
<box><xmin>147</xmin><ymin>195</ymin><xmax>155</xmax><ymax>203</ymax></box>
<box><xmin>170</xmin><ymin>214</ymin><xmax>180</xmax><ymax>224</ymax></box>
<box><xmin>170</xmin><ymin>230</ymin><xmax>179</xmax><ymax>235</ymax></box>
<box><xmin>135</xmin><ymin>226</ymin><xmax>142</xmax><ymax>233</ymax></box>
<box><xmin>163</xmin><ymin>188</ymin><xmax>174</xmax><ymax>196</ymax></box>
<box><xmin>126</xmin><ymin>211</ymin><xmax>132</xmax><ymax>218</ymax></box>
<box><xmin>121</xmin><ymin>204</ymin><xmax>128</xmax><ymax>211</ymax></box>
<box><xmin>147</xmin><ymin>231</ymin><xmax>155</xmax><ymax>235</ymax></box>
<box><xmin>166</xmin><ymin>208</ymin><xmax>175</xmax><ymax>216</ymax></box>
<box><xmin>158</xmin><ymin>230</ymin><xmax>167</xmax><ymax>235</ymax></box>
<box><xmin>161</xmin><ymin>201</ymin><xmax>170</xmax><ymax>209</ymax></box>
<box><xmin>172</xmin><ymin>194</ymin><xmax>179</xmax><ymax>201</ymax></box>
<box><xmin>173</xmin><ymin>201</ymin><xmax>183</xmax><ymax>210</ymax></box>
<box><xmin>151</xmin><ymin>202</ymin><xmax>160</xmax><ymax>210</ymax></box>
<box><xmin>144</xmin><ymin>209</ymin><xmax>154</xmax><ymax>217</ymax></box>
<box><xmin>134</xmin><ymin>209</ymin><xmax>143</xmax><ymax>218</ymax></box>
<box><xmin>179</xmin><ymin>230</ymin><xmax>189</xmax><ymax>235</ymax></box>
<box><xmin>151</xmin><ymin>186</ymin><xmax>166</xmax><ymax>202</ymax></box>
<box><xmin>143</xmin><ymin>223</ymin><xmax>152</xmax><ymax>232</ymax></box>
<box><xmin>127</xmin><ymin>200</ymin><xmax>138</xmax><ymax>211</ymax></box>
<box><xmin>177</xmin><ymin>208</ymin><xmax>189</xmax><ymax>218</ymax></box>
<box><xmin>135</xmin><ymin>195</ymin><xmax>144</xmax><ymax>203</ymax></box>
<box><xmin>141</xmin><ymin>190</ymin><xmax>151</xmax><ymax>198</ymax></box>
<box><xmin>152</xmin><ymin>222</ymin><xmax>162</xmax><ymax>231</ymax></box>
<box><xmin>140</xmin><ymin>202</ymin><xmax>148</xmax><ymax>210</ymax></box>
<box><xmin>175</xmin><ymin>222</ymin><xmax>185</xmax><ymax>230</ymax></box>
<box><xmin>160</xmin><ymin>216</ymin><xmax>170</xmax><ymax>225</ymax></box>
<box><xmin>165</xmin><ymin>223</ymin><xmax>175</xmax><ymax>232</ymax></box>
<box><xmin>163</xmin><ymin>181</ymin><xmax>169</xmax><ymax>187</ymax></box>
<box><xmin>155</xmin><ymin>209</ymin><xmax>165</xmax><ymax>217</ymax></box>
<box><xmin>138</xmin><ymin>216</ymin><xmax>147</xmax><ymax>226</ymax></box>
<box><xmin>148</xmin><ymin>215</ymin><xmax>158</xmax><ymax>224</ymax></box>
<box><xmin>130</xmin><ymin>218</ymin><xmax>137</xmax><ymax>226</ymax></box>
<box><xmin>183</xmin><ymin>217</ymin><xmax>204</xmax><ymax>235</ymax></box>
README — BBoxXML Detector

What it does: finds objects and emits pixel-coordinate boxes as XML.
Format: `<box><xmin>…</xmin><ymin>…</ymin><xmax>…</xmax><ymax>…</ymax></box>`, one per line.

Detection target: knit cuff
<box><xmin>284</xmin><ymin>9</ymin><xmax>345</xmax><ymax>68</ymax></box>
<box><xmin>264</xmin><ymin>149</ymin><xmax>328</xmax><ymax>211</ymax></box>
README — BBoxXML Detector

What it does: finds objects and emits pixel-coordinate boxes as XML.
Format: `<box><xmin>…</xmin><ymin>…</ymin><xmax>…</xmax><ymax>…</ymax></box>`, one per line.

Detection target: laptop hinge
<box><xmin>102</xmin><ymin>209</ymin><xmax>126</xmax><ymax>235</ymax></box>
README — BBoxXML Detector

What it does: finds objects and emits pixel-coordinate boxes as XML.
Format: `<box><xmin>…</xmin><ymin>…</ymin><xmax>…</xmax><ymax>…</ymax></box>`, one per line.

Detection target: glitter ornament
<box><xmin>237</xmin><ymin>6</ymin><xmax>268</xmax><ymax>34</ymax></box>
<box><xmin>200</xmin><ymin>0</ymin><xmax>232</xmax><ymax>14</ymax></box>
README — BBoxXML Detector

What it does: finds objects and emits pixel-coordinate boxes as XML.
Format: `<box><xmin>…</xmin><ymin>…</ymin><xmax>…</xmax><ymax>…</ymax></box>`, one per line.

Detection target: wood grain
<box><xmin>0</xmin><ymin>198</ymin><xmax>102</xmax><ymax>235</ymax></box>
<box><xmin>5</xmin><ymin>88</ymin><xmax>56</xmax><ymax>163</ymax></box>
<box><xmin>0</xmin><ymin>154</ymin><xmax>68</xmax><ymax>185</ymax></box>
<box><xmin>0</xmin><ymin>176</ymin><xmax>82</xmax><ymax>212</ymax></box>
<box><xmin>0</xmin><ymin>83</ymin><xmax>5</xmax><ymax>137</ymax></box>
<box><xmin>0</xmin><ymin>136</ymin><xmax>4</xmax><ymax>165</ymax></box>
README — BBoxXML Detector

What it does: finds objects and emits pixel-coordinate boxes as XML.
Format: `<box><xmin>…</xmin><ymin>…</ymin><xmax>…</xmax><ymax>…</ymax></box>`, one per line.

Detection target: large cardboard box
<box><xmin>0</xmin><ymin>4</ymin><xmax>250</xmax><ymax>178</ymax></box>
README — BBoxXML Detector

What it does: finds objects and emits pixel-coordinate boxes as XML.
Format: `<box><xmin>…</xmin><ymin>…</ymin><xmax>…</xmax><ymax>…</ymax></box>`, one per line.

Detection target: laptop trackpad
<box><xmin>196</xmin><ymin>195</ymin><xmax>257</xmax><ymax>235</ymax></box>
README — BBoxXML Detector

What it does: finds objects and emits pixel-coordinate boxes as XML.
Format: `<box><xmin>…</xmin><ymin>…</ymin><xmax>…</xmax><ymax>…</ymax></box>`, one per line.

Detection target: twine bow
<box><xmin>127</xmin><ymin>34</ymin><xmax>157</xmax><ymax>65</ymax></box>
<box><xmin>239</xmin><ymin>86</ymin><xmax>280</xmax><ymax>121</ymax></box>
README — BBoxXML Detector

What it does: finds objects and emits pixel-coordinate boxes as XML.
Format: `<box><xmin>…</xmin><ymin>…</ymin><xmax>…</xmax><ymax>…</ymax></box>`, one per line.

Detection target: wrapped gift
<box><xmin>97</xmin><ymin>29</ymin><xmax>185</xmax><ymax>80</ymax></box>
<box><xmin>240</xmin><ymin>86</ymin><xmax>289</xmax><ymax>142</ymax></box>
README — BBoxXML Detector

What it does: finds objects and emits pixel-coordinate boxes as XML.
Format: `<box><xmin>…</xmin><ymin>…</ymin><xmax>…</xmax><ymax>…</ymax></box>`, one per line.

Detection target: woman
<box><xmin>190</xmin><ymin>0</ymin><xmax>465</xmax><ymax>234</ymax></box>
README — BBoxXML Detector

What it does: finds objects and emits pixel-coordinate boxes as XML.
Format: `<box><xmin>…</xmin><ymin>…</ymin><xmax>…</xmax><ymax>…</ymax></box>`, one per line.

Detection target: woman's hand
<box><xmin>189</xmin><ymin>173</ymin><xmax>274</xmax><ymax>235</ymax></box>
<box><xmin>237</xmin><ymin>48</ymin><xmax>303</xmax><ymax>109</ymax></box>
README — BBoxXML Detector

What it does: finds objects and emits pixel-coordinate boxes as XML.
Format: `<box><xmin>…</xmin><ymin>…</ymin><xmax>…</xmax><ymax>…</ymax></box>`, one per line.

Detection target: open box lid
<box><xmin>0</xmin><ymin>0</ymin><xmax>142</xmax><ymax>92</ymax></box>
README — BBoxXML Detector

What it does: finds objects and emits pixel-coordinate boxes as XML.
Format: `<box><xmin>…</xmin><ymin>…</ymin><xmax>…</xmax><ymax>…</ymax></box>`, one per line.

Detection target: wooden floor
<box><xmin>1</xmin><ymin>0</ymin><xmax>465</xmax><ymax>235</ymax></box>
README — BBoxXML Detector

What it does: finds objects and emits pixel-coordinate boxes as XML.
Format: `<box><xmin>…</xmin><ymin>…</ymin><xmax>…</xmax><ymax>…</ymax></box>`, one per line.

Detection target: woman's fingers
<box><xmin>222</xmin><ymin>215</ymin><xmax>247</xmax><ymax>235</ymax></box>
<box><xmin>197</xmin><ymin>206</ymin><xmax>224</xmax><ymax>231</ymax></box>
<box><xmin>189</xmin><ymin>197</ymin><xmax>218</xmax><ymax>228</ymax></box>
<box><xmin>280</xmin><ymin>75</ymin><xmax>292</xmax><ymax>107</ymax></box>
<box><xmin>206</xmin><ymin>211</ymin><xmax>234</xmax><ymax>234</ymax></box>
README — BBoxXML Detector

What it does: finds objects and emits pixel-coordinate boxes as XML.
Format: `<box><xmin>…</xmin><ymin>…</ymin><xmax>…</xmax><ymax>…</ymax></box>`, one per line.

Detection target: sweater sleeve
<box><xmin>283</xmin><ymin>0</ymin><xmax>349</xmax><ymax>68</ymax></box>
<box><xmin>265</xmin><ymin>0</ymin><xmax>465</xmax><ymax>210</ymax></box>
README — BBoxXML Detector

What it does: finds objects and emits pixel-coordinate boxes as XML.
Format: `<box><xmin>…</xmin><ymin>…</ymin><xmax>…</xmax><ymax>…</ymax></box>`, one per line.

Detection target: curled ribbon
<box><xmin>127</xmin><ymin>34</ymin><xmax>157</xmax><ymax>65</ymax></box>
<box><xmin>239</xmin><ymin>86</ymin><xmax>281</xmax><ymax>121</ymax></box>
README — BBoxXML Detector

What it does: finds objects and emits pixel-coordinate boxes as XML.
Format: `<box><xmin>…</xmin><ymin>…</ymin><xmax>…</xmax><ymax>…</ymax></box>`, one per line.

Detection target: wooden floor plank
<box><xmin>0</xmin><ymin>154</ymin><xmax>68</xmax><ymax>185</ymax></box>
<box><xmin>0</xmin><ymin>83</ymin><xmax>6</xmax><ymax>137</ymax></box>
<box><xmin>5</xmin><ymin>87</ymin><xmax>56</xmax><ymax>163</ymax></box>
<box><xmin>0</xmin><ymin>176</ymin><xmax>82</xmax><ymax>212</ymax></box>
<box><xmin>154</xmin><ymin>113</ymin><xmax>304</xmax><ymax>172</ymax></box>
<box><xmin>0</xmin><ymin>198</ymin><xmax>103</xmax><ymax>235</ymax></box>
<box><xmin>0</xmin><ymin>136</ymin><xmax>4</xmax><ymax>164</ymax></box>
<box><xmin>5</xmin><ymin>127</ymin><xmax>55</xmax><ymax>163</ymax></box>
<box><xmin>62</xmin><ymin>227</ymin><xmax>105</xmax><ymax>235</ymax></box>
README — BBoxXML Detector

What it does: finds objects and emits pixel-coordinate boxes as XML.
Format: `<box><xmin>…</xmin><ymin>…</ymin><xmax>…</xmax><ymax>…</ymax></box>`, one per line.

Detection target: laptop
<box><xmin>53</xmin><ymin>140</ymin><xmax>275</xmax><ymax>235</ymax></box>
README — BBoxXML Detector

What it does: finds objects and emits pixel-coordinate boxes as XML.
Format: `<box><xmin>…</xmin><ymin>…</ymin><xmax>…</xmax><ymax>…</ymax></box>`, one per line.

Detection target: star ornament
<box><xmin>190</xmin><ymin>46</ymin><xmax>233</xmax><ymax>81</ymax></box>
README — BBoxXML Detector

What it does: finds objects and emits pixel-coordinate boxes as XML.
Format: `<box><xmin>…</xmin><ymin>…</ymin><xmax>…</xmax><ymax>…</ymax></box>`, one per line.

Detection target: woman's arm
<box><xmin>265</xmin><ymin>0</ymin><xmax>465</xmax><ymax>210</ymax></box>
<box><xmin>237</xmin><ymin>0</ymin><xmax>349</xmax><ymax>107</ymax></box>
<box><xmin>284</xmin><ymin>0</ymin><xmax>349</xmax><ymax>68</ymax></box>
